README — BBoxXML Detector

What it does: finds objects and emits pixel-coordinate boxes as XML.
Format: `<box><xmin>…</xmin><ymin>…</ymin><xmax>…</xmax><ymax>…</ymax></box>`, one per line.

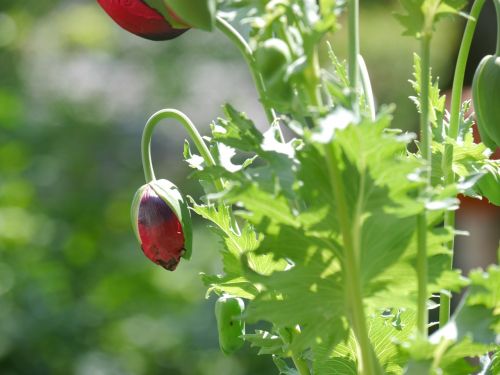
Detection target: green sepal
<box><xmin>215</xmin><ymin>295</ymin><xmax>245</xmax><ymax>355</ymax></box>
<box><xmin>163</xmin><ymin>0</ymin><xmax>215</xmax><ymax>31</ymax></box>
<box><xmin>254</xmin><ymin>39</ymin><xmax>293</xmax><ymax>103</ymax></box>
<box><xmin>472</xmin><ymin>55</ymin><xmax>500</xmax><ymax>149</ymax></box>
<box><xmin>142</xmin><ymin>0</ymin><xmax>189</xmax><ymax>29</ymax></box>
<box><xmin>150</xmin><ymin>179</ymin><xmax>193</xmax><ymax>260</ymax></box>
<box><xmin>130</xmin><ymin>184</ymin><xmax>149</xmax><ymax>243</ymax></box>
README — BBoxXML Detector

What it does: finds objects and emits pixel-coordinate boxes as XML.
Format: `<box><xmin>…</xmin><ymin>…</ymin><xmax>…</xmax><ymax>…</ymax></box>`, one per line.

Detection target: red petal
<box><xmin>97</xmin><ymin>0</ymin><xmax>188</xmax><ymax>41</ymax></box>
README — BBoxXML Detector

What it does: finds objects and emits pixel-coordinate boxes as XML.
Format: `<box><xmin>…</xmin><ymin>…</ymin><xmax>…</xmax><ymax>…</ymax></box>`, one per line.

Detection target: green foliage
<box><xmin>2</xmin><ymin>0</ymin><xmax>498</xmax><ymax>374</ymax></box>
<box><xmin>395</xmin><ymin>0</ymin><xmax>468</xmax><ymax>37</ymax></box>
<box><xmin>410</xmin><ymin>53</ymin><xmax>500</xmax><ymax>206</ymax></box>
<box><xmin>399</xmin><ymin>264</ymin><xmax>500</xmax><ymax>374</ymax></box>
<box><xmin>163</xmin><ymin>0</ymin><xmax>216</xmax><ymax>30</ymax></box>
<box><xmin>185</xmin><ymin>97</ymin><xmax>491</xmax><ymax>371</ymax></box>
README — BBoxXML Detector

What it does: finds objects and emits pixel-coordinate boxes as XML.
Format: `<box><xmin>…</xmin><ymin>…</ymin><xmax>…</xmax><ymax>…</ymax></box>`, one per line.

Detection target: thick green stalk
<box><xmin>291</xmin><ymin>353</ymin><xmax>311</xmax><ymax>375</ymax></box>
<box><xmin>440</xmin><ymin>0</ymin><xmax>486</xmax><ymax>327</ymax></box>
<box><xmin>416</xmin><ymin>212</ymin><xmax>429</xmax><ymax>336</ymax></box>
<box><xmin>325</xmin><ymin>144</ymin><xmax>381</xmax><ymax>375</ymax></box>
<box><xmin>416</xmin><ymin>34</ymin><xmax>432</xmax><ymax>337</ymax></box>
<box><xmin>348</xmin><ymin>0</ymin><xmax>360</xmax><ymax>115</ymax></box>
<box><xmin>141</xmin><ymin>109</ymin><xmax>223</xmax><ymax>191</ymax></box>
<box><xmin>215</xmin><ymin>17</ymin><xmax>277</xmax><ymax>125</ymax></box>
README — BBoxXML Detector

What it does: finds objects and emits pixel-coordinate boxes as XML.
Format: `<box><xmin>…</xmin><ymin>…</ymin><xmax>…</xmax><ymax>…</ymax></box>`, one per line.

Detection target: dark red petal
<box><xmin>97</xmin><ymin>0</ymin><xmax>188</xmax><ymax>41</ymax></box>
<box><xmin>138</xmin><ymin>185</ymin><xmax>185</xmax><ymax>270</ymax></box>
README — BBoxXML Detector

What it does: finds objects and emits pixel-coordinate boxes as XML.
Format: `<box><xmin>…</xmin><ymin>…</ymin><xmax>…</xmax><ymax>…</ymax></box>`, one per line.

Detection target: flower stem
<box><xmin>141</xmin><ymin>109</ymin><xmax>223</xmax><ymax>191</ymax></box>
<box><xmin>348</xmin><ymin>0</ymin><xmax>360</xmax><ymax>115</ymax></box>
<box><xmin>417</xmin><ymin>33</ymin><xmax>432</xmax><ymax>337</ymax></box>
<box><xmin>215</xmin><ymin>17</ymin><xmax>277</xmax><ymax>125</ymax></box>
<box><xmin>440</xmin><ymin>0</ymin><xmax>486</xmax><ymax>328</ymax></box>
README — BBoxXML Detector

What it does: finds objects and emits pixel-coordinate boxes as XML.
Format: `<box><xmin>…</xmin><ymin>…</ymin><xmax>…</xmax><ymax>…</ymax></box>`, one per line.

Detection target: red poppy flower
<box><xmin>97</xmin><ymin>0</ymin><xmax>189</xmax><ymax>41</ymax></box>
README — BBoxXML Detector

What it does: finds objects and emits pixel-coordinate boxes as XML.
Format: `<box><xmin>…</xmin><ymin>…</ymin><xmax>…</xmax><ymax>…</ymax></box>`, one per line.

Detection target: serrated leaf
<box><xmin>245</xmin><ymin>330</ymin><xmax>285</xmax><ymax>355</ymax></box>
<box><xmin>410</xmin><ymin>54</ymin><xmax>446</xmax><ymax>137</ymax></box>
<box><xmin>395</xmin><ymin>0</ymin><xmax>467</xmax><ymax>37</ymax></box>
<box><xmin>315</xmin><ymin>310</ymin><xmax>416</xmax><ymax>374</ymax></box>
<box><xmin>273</xmin><ymin>356</ymin><xmax>300</xmax><ymax>375</ymax></box>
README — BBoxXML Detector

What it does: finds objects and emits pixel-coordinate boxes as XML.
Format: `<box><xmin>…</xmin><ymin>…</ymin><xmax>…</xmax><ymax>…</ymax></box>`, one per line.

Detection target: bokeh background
<box><xmin>0</xmin><ymin>1</ymin><xmax>498</xmax><ymax>374</ymax></box>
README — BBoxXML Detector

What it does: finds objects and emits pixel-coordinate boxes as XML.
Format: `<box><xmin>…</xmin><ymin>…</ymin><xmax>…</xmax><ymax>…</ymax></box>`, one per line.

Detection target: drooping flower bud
<box><xmin>131</xmin><ymin>179</ymin><xmax>192</xmax><ymax>270</ymax></box>
<box><xmin>97</xmin><ymin>0</ymin><xmax>189</xmax><ymax>41</ymax></box>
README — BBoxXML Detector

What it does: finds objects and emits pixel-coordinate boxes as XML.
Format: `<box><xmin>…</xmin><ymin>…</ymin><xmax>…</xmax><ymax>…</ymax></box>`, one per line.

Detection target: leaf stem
<box><xmin>324</xmin><ymin>143</ymin><xmax>381</xmax><ymax>375</ymax></box>
<box><xmin>141</xmin><ymin>109</ymin><xmax>223</xmax><ymax>191</ymax></box>
<box><xmin>417</xmin><ymin>34</ymin><xmax>432</xmax><ymax>337</ymax></box>
<box><xmin>348</xmin><ymin>0</ymin><xmax>360</xmax><ymax>115</ymax></box>
<box><xmin>440</xmin><ymin>0</ymin><xmax>485</xmax><ymax>328</ymax></box>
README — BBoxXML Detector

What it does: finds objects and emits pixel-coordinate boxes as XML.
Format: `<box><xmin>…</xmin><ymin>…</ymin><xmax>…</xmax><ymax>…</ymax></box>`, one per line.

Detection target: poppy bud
<box><xmin>215</xmin><ymin>295</ymin><xmax>245</xmax><ymax>355</ymax></box>
<box><xmin>131</xmin><ymin>179</ymin><xmax>192</xmax><ymax>270</ymax></box>
<box><xmin>97</xmin><ymin>0</ymin><xmax>189</xmax><ymax>41</ymax></box>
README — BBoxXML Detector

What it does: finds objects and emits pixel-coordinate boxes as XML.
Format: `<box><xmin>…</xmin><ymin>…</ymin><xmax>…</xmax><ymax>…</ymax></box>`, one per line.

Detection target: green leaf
<box><xmin>483</xmin><ymin>351</ymin><xmax>500</xmax><ymax>374</ymax></box>
<box><xmin>476</xmin><ymin>162</ymin><xmax>500</xmax><ymax>206</ymax></box>
<box><xmin>395</xmin><ymin>0</ymin><xmax>467</xmax><ymax>37</ymax></box>
<box><xmin>163</xmin><ymin>0</ymin><xmax>216</xmax><ymax>30</ymax></box>
<box><xmin>190</xmin><ymin>104</ymin><xmax>488</xmax><ymax>368</ymax></box>
<box><xmin>314</xmin><ymin>310</ymin><xmax>417</xmax><ymax>374</ymax></box>
<box><xmin>273</xmin><ymin>356</ymin><xmax>300</xmax><ymax>375</ymax></box>
<box><xmin>410</xmin><ymin>53</ymin><xmax>446</xmax><ymax>138</ymax></box>
<box><xmin>190</xmin><ymin>201</ymin><xmax>255</xmax><ymax>276</ymax></box>
<box><xmin>398</xmin><ymin>265</ymin><xmax>500</xmax><ymax>373</ymax></box>
<box><xmin>201</xmin><ymin>274</ymin><xmax>259</xmax><ymax>299</ymax></box>
<box><xmin>245</xmin><ymin>330</ymin><xmax>285</xmax><ymax>356</ymax></box>
<box><xmin>191</xmin><ymin>199</ymin><xmax>287</xmax><ymax>299</ymax></box>
<box><xmin>395</xmin><ymin>0</ymin><xmax>426</xmax><ymax>37</ymax></box>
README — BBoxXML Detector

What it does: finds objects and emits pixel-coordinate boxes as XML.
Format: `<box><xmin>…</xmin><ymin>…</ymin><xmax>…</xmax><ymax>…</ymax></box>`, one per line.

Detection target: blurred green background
<box><xmin>0</xmin><ymin>1</ymin><xmax>497</xmax><ymax>374</ymax></box>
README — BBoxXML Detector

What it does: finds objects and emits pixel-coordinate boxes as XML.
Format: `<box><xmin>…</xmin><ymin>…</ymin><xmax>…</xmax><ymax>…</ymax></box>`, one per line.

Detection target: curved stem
<box><xmin>348</xmin><ymin>0</ymin><xmax>360</xmax><ymax>116</ymax></box>
<box><xmin>141</xmin><ymin>109</ymin><xmax>223</xmax><ymax>191</ymax></box>
<box><xmin>440</xmin><ymin>0</ymin><xmax>486</xmax><ymax>328</ymax></box>
<box><xmin>215</xmin><ymin>17</ymin><xmax>278</xmax><ymax>126</ymax></box>
<box><xmin>416</xmin><ymin>34</ymin><xmax>432</xmax><ymax>338</ymax></box>
<box><xmin>358</xmin><ymin>54</ymin><xmax>376</xmax><ymax>120</ymax></box>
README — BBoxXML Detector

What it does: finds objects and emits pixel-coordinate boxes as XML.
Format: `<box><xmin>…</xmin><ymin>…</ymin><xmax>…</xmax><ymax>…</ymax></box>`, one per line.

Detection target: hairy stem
<box><xmin>215</xmin><ymin>17</ymin><xmax>278</xmax><ymax>125</ymax></box>
<box><xmin>358</xmin><ymin>54</ymin><xmax>376</xmax><ymax>120</ymax></box>
<box><xmin>348</xmin><ymin>0</ymin><xmax>360</xmax><ymax>115</ymax></box>
<box><xmin>141</xmin><ymin>109</ymin><xmax>223</xmax><ymax>191</ymax></box>
<box><xmin>440</xmin><ymin>0</ymin><xmax>486</xmax><ymax>327</ymax></box>
<box><xmin>325</xmin><ymin>143</ymin><xmax>381</xmax><ymax>375</ymax></box>
<box><xmin>417</xmin><ymin>34</ymin><xmax>432</xmax><ymax>337</ymax></box>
